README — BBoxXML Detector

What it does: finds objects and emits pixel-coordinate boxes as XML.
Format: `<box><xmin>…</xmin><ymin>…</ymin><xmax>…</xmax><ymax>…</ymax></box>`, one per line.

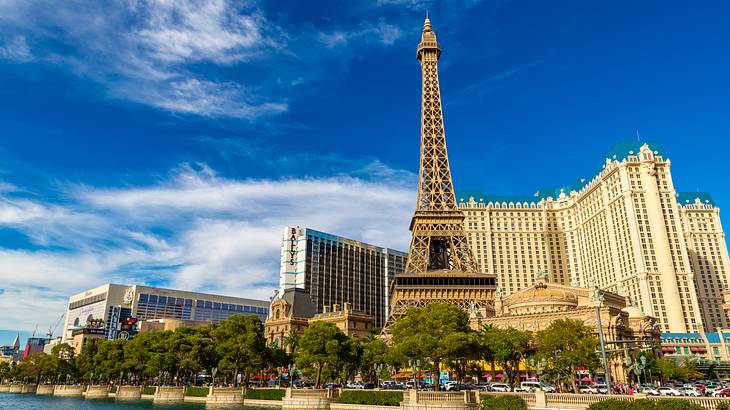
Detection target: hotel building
<box><xmin>62</xmin><ymin>283</ymin><xmax>269</xmax><ymax>343</ymax></box>
<box><xmin>278</xmin><ymin>226</ymin><xmax>406</xmax><ymax>327</ymax></box>
<box><xmin>458</xmin><ymin>142</ymin><xmax>730</xmax><ymax>333</ymax></box>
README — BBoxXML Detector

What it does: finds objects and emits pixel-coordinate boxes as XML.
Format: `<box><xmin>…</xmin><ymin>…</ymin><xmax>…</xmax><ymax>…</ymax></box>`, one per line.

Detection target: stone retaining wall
<box><xmin>20</xmin><ymin>384</ymin><xmax>37</xmax><ymax>393</ymax></box>
<box><xmin>85</xmin><ymin>385</ymin><xmax>110</xmax><ymax>399</ymax></box>
<box><xmin>36</xmin><ymin>384</ymin><xmax>55</xmax><ymax>395</ymax></box>
<box><xmin>153</xmin><ymin>386</ymin><xmax>186</xmax><ymax>403</ymax></box>
<box><xmin>206</xmin><ymin>386</ymin><xmax>245</xmax><ymax>406</ymax></box>
<box><xmin>8</xmin><ymin>384</ymin><xmax>22</xmax><ymax>393</ymax></box>
<box><xmin>115</xmin><ymin>385</ymin><xmax>142</xmax><ymax>400</ymax></box>
<box><xmin>54</xmin><ymin>384</ymin><xmax>84</xmax><ymax>396</ymax></box>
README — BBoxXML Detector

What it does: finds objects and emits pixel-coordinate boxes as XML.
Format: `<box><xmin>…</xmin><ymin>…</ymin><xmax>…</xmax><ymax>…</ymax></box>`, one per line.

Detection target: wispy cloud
<box><xmin>0</xmin><ymin>35</ymin><xmax>32</xmax><ymax>62</ymax></box>
<box><xmin>446</xmin><ymin>59</ymin><xmax>543</xmax><ymax>105</ymax></box>
<box><xmin>0</xmin><ymin>158</ymin><xmax>415</xmax><ymax>331</ymax></box>
<box><xmin>0</xmin><ymin>0</ymin><xmax>416</xmax><ymax>120</ymax></box>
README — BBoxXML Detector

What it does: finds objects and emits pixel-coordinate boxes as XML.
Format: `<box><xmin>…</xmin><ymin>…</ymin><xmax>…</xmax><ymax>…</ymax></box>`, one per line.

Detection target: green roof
<box><xmin>677</xmin><ymin>192</ymin><xmax>715</xmax><ymax>206</ymax></box>
<box><xmin>456</xmin><ymin>143</ymin><xmax>711</xmax><ymax>207</ymax></box>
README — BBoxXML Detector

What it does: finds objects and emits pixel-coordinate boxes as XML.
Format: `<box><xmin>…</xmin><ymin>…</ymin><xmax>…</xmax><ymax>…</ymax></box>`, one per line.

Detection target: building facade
<box><xmin>62</xmin><ymin>283</ymin><xmax>269</xmax><ymax>343</ymax></box>
<box><xmin>458</xmin><ymin>142</ymin><xmax>729</xmax><ymax>333</ymax></box>
<box><xmin>264</xmin><ymin>288</ymin><xmax>374</xmax><ymax>349</ymax></box>
<box><xmin>278</xmin><ymin>226</ymin><xmax>406</xmax><ymax>328</ymax></box>
<box><xmin>473</xmin><ymin>280</ymin><xmax>660</xmax><ymax>383</ymax></box>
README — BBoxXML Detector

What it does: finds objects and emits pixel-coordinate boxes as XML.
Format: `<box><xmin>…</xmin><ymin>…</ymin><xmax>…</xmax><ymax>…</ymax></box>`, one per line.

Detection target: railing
<box><xmin>488</xmin><ymin>392</ymin><xmax>730</xmax><ymax>410</ymax></box>
<box><xmin>417</xmin><ymin>391</ymin><xmax>464</xmax><ymax>403</ymax></box>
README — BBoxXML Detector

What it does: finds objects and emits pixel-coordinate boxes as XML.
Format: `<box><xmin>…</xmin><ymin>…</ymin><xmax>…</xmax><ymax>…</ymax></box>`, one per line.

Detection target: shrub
<box><xmin>186</xmin><ymin>386</ymin><xmax>209</xmax><ymax>397</ymax></box>
<box><xmin>109</xmin><ymin>386</ymin><xmax>118</xmax><ymax>393</ymax></box>
<box><xmin>716</xmin><ymin>403</ymin><xmax>730</xmax><ymax>410</ymax></box>
<box><xmin>587</xmin><ymin>398</ymin><xmax>706</xmax><ymax>410</ymax></box>
<box><xmin>142</xmin><ymin>386</ymin><xmax>157</xmax><ymax>395</ymax></box>
<box><xmin>337</xmin><ymin>390</ymin><xmax>404</xmax><ymax>406</ymax></box>
<box><xmin>655</xmin><ymin>398</ymin><xmax>707</xmax><ymax>410</ymax></box>
<box><xmin>480</xmin><ymin>394</ymin><xmax>528</xmax><ymax>410</ymax></box>
<box><xmin>245</xmin><ymin>388</ymin><xmax>286</xmax><ymax>401</ymax></box>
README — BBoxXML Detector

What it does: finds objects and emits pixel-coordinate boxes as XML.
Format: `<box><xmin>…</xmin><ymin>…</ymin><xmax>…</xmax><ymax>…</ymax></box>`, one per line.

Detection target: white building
<box><xmin>62</xmin><ymin>283</ymin><xmax>269</xmax><ymax>342</ymax></box>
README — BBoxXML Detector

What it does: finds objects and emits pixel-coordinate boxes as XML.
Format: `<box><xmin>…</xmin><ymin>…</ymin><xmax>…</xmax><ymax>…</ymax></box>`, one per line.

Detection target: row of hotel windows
<box><xmin>137</xmin><ymin>293</ymin><xmax>266</xmax><ymax>314</ymax></box>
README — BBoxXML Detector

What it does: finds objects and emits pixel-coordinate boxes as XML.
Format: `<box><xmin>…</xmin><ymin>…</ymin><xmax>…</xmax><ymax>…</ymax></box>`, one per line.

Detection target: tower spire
<box><xmin>383</xmin><ymin>18</ymin><xmax>495</xmax><ymax>332</ymax></box>
<box><xmin>406</xmin><ymin>16</ymin><xmax>476</xmax><ymax>273</ymax></box>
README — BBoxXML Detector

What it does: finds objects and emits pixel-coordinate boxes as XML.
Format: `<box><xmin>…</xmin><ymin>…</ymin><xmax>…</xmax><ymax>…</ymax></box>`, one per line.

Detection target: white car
<box><xmin>490</xmin><ymin>383</ymin><xmax>512</xmax><ymax>392</ymax></box>
<box><xmin>579</xmin><ymin>385</ymin><xmax>599</xmax><ymax>394</ymax></box>
<box><xmin>658</xmin><ymin>386</ymin><xmax>682</xmax><ymax>396</ymax></box>
<box><xmin>680</xmin><ymin>387</ymin><xmax>701</xmax><ymax>397</ymax></box>
<box><xmin>347</xmin><ymin>382</ymin><xmax>365</xmax><ymax>389</ymax></box>
<box><xmin>639</xmin><ymin>386</ymin><xmax>660</xmax><ymax>396</ymax></box>
<box><xmin>444</xmin><ymin>382</ymin><xmax>461</xmax><ymax>391</ymax></box>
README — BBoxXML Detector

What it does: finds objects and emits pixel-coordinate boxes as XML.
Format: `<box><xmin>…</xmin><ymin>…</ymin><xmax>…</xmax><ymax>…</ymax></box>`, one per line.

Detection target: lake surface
<box><xmin>0</xmin><ymin>393</ymin><xmax>272</xmax><ymax>409</ymax></box>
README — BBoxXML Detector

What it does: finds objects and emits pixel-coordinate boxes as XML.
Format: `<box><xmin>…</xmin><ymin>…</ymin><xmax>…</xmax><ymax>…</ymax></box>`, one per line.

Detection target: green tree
<box><xmin>391</xmin><ymin>303</ymin><xmax>474</xmax><ymax>390</ymax></box>
<box><xmin>94</xmin><ymin>339</ymin><xmax>126</xmax><ymax>383</ymax></box>
<box><xmin>75</xmin><ymin>338</ymin><xmax>101</xmax><ymax>382</ymax></box>
<box><xmin>213</xmin><ymin>314</ymin><xmax>267</xmax><ymax>386</ymax></box>
<box><xmin>535</xmin><ymin>319</ymin><xmax>599</xmax><ymax>393</ymax></box>
<box><xmin>360</xmin><ymin>335</ymin><xmax>389</xmax><ymax>383</ymax></box>
<box><xmin>296</xmin><ymin>321</ymin><xmax>351</xmax><ymax>388</ymax></box>
<box><xmin>50</xmin><ymin>343</ymin><xmax>76</xmax><ymax>383</ymax></box>
<box><xmin>482</xmin><ymin>326</ymin><xmax>532</xmax><ymax>388</ymax></box>
<box><xmin>122</xmin><ymin>331</ymin><xmax>158</xmax><ymax>384</ymax></box>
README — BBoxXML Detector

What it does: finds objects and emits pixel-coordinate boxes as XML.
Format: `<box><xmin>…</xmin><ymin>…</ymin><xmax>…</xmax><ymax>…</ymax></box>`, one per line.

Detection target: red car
<box><xmin>718</xmin><ymin>388</ymin><xmax>730</xmax><ymax>397</ymax></box>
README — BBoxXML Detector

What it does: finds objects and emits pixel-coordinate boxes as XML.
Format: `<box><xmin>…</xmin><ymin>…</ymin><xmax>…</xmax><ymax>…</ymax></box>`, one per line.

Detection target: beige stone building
<box><xmin>459</xmin><ymin>142</ymin><xmax>729</xmax><ymax>333</ymax></box>
<box><xmin>264</xmin><ymin>289</ymin><xmax>374</xmax><ymax>350</ymax></box>
<box><xmin>471</xmin><ymin>280</ymin><xmax>660</xmax><ymax>382</ymax></box>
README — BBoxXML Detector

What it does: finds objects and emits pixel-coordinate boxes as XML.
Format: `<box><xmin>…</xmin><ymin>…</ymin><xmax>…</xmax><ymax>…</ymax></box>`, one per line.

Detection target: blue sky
<box><xmin>1</xmin><ymin>0</ymin><xmax>730</xmax><ymax>339</ymax></box>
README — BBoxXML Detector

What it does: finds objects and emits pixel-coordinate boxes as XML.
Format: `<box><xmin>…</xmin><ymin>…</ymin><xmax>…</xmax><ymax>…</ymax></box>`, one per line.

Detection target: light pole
<box><xmin>373</xmin><ymin>363</ymin><xmax>383</xmax><ymax>388</ymax></box>
<box><xmin>592</xmin><ymin>287</ymin><xmax>612</xmax><ymax>395</ymax></box>
<box><xmin>408</xmin><ymin>359</ymin><xmax>421</xmax><ymax>392</ymax></box>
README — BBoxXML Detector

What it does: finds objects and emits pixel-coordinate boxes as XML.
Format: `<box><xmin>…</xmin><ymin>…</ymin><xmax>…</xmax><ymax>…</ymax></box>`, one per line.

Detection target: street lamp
<box><xmin>408</xmin><ymin>359</ymin><xmax>421</xmax><ymax>391</ymax></box>
<box><xmin>625</xmin><ymin>355</ymin><xmax>647</xmax><ymax>386</ymax></box>
<box><xmin>374</xmin><ymin>363</ymin><xmax>383</xmax><ymax>388</ymax></box>
<box><xmin>592</xmin><ymin>287</ymin><xmax>612</xmax><ymax>395</ymax></box>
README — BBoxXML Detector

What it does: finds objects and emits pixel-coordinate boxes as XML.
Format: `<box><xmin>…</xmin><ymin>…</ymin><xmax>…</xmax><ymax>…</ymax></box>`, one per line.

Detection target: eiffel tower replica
<box><xmin>384</xmin><ymin>18</ymin><xmax>496</xmax><ymax>331</ymax></box>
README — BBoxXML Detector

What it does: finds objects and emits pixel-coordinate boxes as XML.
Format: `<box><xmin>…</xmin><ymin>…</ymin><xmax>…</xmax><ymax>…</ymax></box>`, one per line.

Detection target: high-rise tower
<box><xmin>384</xmin><ymin>18</ymin><xmax>496</xmax><ymax>329</ymax></box>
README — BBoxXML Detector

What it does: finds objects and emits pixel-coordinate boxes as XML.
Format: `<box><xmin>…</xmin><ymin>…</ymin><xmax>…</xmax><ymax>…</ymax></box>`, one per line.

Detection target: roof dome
<box><xmin>503</xmin><ymin>284</ymin><xmax>579</xmax><ymax>315</ymax></box>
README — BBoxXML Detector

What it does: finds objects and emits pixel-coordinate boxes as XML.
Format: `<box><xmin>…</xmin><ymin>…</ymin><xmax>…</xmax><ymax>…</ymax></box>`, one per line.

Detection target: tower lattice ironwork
<box><xmin>384</xmin><ymin>18</ymin><xmax>495</xmax><ymax>331</ymax></box>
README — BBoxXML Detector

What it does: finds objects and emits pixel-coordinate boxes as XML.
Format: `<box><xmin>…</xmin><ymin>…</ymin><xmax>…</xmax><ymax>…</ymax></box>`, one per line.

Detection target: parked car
<box><xmin>444</xmin><ymin>381</ymin><xmax>461</xmax><ymax>391</ymax></box>
<box><xmin>717</xmin><ymin>388</ymin><xmax>730</xmax><ymax>398</ymax></box>
<box><xmin>489</xmin><ymin>383</ymin><xmax>512</xmax><ymax>392</ymax></box>
<box><xmin>658</xmin><ymin>386</ymin><xmax>682</xmax><ymax>396</ymax></box>
<box><xmin>579</xmin><ymin>385</ymin><xmax>599</xmax><ymax>394</ymax></box>
<box><xmin>680</xmin><ymin>387</ymin><xmax>701</xmax><ymax>397</ymax></box>
<box><xmin>514</xmin><ymin>381</ymin><xmax>555</xmax><ymax>392</ymax></box>
<box><xmin>639</xmin><ymin>385</ymin><xmax>660</xmax><ymax>396</ymax></box>
<box><xmin>347</xmin><ymin>382</ymin><xmax>365</xmax><ymax>389</ymax></box>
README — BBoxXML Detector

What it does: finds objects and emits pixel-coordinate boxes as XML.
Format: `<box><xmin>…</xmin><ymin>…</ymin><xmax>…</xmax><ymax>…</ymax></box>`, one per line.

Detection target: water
<box><xmin>0</xmin><ymin>393</ymin><xmax>272</xmax><ymax>410</ymax></box>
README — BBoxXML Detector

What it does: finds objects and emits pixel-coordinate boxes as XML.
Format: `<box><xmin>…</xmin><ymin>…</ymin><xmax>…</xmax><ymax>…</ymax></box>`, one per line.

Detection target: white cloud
<box><xmin>0</xmin><ymin>35</ymin><xmax>32</xmax><ymax>62</ymax></box>
<box><xmin>132</xmin><ymin>0</ymin><xmax>273</xmax><ymax>64</ymax></box>
<box><xmin>0</xmin><ymin>161</ymin><xmax>415</xmax><ymax>331</ymax></box>
<box><xmin>0</xmin><ymin>1</ymin><xmax>420</xmax><ymax>119</ymax></box>
<box><xmin>318</xmin><ymin>20</ymin><xmax>402</xmax><ymax>48</ymax></box>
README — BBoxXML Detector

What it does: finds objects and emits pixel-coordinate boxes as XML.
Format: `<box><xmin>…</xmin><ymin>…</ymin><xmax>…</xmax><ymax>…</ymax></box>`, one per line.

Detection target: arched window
<box><xmin>73</xmin><ymin>318</ymin><xmax>79</xmax><ymax>326</ymax></box>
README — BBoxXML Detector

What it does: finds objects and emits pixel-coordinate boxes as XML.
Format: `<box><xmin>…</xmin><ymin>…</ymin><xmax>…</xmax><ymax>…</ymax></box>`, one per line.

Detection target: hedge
<box><xmin>142</xmin><ymin>386</ymin><xmax>157</xmax><ymax>395</ymax></box>
<box><xmin>587</xmin><ymin>398</ymin><xmax>706</xmax><ymax>410</ymax></box>
<box><xmin>245</xmin><ymin>388</ymin><xmax>286</xmax><ymax>401</ymax></box>
<box><xmin>716</xmin><ymin>403</ymin><xmax>730</xmax><ymax>410</ymax></box>
<box><xmin>480</xmin><ymin>394</ymin><xmax>528</xmax><ymax>410</ymax></box>
<box><xmin>186</xmin><ymin>386</ymin><xmax>209</xmax><ymax>397</ymax></box>
<box><xmin>337</xmin><ymin>390</ymin><xmax>404</xmax><ymax>406</ymax></box>
<box><xmin>109</xmin><ymin>386</ymin><xmax>118</xmax><ymax>393</ymax></box>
